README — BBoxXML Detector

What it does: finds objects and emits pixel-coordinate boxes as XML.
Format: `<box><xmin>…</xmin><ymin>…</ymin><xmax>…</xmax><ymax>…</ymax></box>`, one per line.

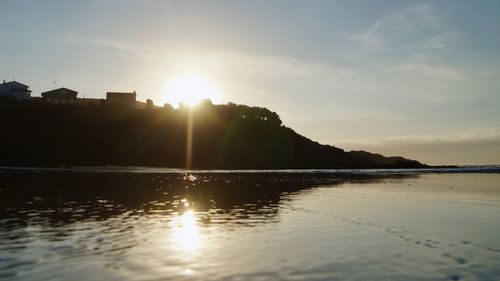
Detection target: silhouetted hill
<box><xmin>0</xmin><ymin>99</ymin><xmax>426</xmax><ymax>169</ymax></box>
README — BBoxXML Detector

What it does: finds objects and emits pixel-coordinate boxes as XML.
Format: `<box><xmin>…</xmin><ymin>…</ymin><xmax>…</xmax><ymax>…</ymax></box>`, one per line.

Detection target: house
<box><xmin>41</xmin><ymin>88</ymin><xmax>78</xmax><ymax>104</ymax></box>
<box><xmin>77</xmin><ymin>98</ymin><xmax>103</xmax><ymax>106</ymax></box>
<box><xmin>106</xmin><ymin>91</ymin><xmax>136</xmax><ymax>107</ymax></box>
<box><xmin>0</xmin><ymin>80</ymin><xmax>31</xmax><ymax>100</ymax></box>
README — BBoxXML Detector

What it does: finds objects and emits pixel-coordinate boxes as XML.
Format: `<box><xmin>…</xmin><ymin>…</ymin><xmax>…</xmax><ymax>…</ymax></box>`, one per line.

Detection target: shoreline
<box><xmin>1</xmin><ymin>165</ymin><xmax>499</xmax><ymax>174</ymax></box>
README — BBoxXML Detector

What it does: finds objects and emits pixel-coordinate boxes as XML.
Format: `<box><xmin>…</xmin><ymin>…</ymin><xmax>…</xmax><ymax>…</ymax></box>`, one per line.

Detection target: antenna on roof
<box><xmin>12</xmin><ymin>75</ymin><xmax>15</xmax><ymax>81</ymax></box>
<box><xmin>53</xmin><ymin>80</ymin><xmax>56</xmax><ymax>89</ymax></box>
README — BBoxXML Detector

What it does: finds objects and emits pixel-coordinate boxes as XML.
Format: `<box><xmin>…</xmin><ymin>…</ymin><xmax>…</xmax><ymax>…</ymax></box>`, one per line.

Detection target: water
<box><xmin>1</xmin><ymin>169</ymin><xmax>499</xmax><ymax>280</ymax></box>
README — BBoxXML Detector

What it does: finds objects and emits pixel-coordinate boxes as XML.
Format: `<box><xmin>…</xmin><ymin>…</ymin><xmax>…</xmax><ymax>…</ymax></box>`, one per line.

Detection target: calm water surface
<box><xmin>0</xmin><ymin>170</ymin><xmax>499</xmax><ymax>280</ymax></box>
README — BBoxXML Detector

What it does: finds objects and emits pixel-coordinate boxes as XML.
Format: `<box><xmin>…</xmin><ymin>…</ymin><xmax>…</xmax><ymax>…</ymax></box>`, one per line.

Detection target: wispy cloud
<box><xmin>391</xmin><ymin>62</ymin><xmax>466</xmax><ymax>81</ymax></box>
<box><xmin>348</xmin><ymin>3</ymin><xmax>462</xmax><ymax>54</ymax></box>
<box><xmin>64</xmin><ymin>32</ymin><xmax>170</xmax><ymax>58</ymax></box>
<box><xmin>338</xmin><ymin>128</ymin><xmax>500</xmax><ymax>165</ymax></box>
<box><xmin>349</xmin><ymin>22</ymin><xmax>385</xmax><ymax>49</ymax></box>
<box><xmin>422</xmin><ymin>32</ymin><xmax>464</xmax><ymax>52</ymax></box>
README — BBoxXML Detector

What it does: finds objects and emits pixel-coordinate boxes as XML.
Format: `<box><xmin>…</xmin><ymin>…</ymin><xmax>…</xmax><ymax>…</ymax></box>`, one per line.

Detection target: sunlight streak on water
<box><xmin>173</xmin><ymin>210</ymin><xmax>201</xmax><ymax>253</ymax></box>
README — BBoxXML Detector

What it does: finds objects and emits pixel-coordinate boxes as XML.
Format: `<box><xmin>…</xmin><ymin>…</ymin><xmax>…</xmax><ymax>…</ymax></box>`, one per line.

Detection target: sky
<box><xmin>1</xmin><ymin>0</ymin><xmax>500</xmax><ymax>165</ymax></box>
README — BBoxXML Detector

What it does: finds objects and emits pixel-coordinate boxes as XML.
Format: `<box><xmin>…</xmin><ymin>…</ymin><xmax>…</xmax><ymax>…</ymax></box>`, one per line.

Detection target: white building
<box><xmin>0</xmin><ymin>80</ymin><xmax>31</xmax><ymax>100</ymax></box>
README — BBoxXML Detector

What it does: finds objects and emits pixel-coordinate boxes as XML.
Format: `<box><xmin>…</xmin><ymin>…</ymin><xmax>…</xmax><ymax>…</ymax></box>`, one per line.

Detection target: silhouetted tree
<box><xmin>199</xmin><ymin>99</ymin><xmax>213</xmax><ymax>107</ymax></box>
<box><xmin>0</xmin><ymin>99</ymin><xmax>426</xmax><ymax>169</ymax></box>
<box><xmin>163</xmin><ymin>103</ymin><xmax>174</xmax><ymax>111</ymax></box>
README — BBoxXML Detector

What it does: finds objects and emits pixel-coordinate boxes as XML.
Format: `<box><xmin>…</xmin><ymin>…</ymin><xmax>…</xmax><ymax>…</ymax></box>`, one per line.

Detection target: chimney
<box><xmin>2</xmin><ymin>80</ymin><xmax>5</xmax><ymax>84</ymax></box>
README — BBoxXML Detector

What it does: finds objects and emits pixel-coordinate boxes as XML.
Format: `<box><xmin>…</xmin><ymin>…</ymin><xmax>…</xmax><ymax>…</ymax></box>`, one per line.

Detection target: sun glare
<box><xmin>165</xmin><ymin>74</ymin><xmax>219</xmax><ymax>107</ymax></box>
<box><xmin>174</xmin><ymin>210</ymin><xmax>201</xmax><ymax>252</ymax></box>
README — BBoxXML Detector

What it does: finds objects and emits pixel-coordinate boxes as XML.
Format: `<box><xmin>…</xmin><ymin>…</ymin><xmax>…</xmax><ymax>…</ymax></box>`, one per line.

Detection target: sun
<box><xmin>165</xmin><ymin>74</ymin><xmax>219</xmax><ymax>107</ymax></box>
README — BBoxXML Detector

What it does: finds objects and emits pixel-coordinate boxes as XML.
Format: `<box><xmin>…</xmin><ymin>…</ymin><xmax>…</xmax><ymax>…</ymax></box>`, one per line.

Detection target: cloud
<box><xmin>349</xmin><ymin>22</ymin><xmax>385</xmax><ymax>49</ymax></box>
<box><xmin>348</xmin><ymin>3</ymin><xmax>461</xmax><ymax>54</ymax></box>
<box><xmin>337</xmin><ymin>128</ymin><xmax>500</xmax><ymax>165</ymax></box>
<box><xmin>64</xmin><ymin>32</ymin><xmax>169</xmax><ymax>59</ymax></box>
<box><xmin>63</xmin><ymin>31</ymin><xmax>364</xmax><ymax>106</ymax></box>
<box><xmin>422</xmin><ymin>32</ymin><xmax>464</xmax><ymax>52</ymax></box>
<box><xmin>391</xmin><ymin>62</ymin><xmax>466</xmax><ymax>81</ymax></box>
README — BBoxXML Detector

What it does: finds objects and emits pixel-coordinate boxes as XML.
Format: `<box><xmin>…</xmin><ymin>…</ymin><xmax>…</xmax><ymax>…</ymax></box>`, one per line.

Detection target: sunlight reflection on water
<box><xmin>0</xmin><ymin>172</ymin><xmax>499</xmax><ymax>281</ymax></box>
<box><xmin>174</xmin><ymin>210</ymin><xmax>201</xmax><ymax>253</ymax></box>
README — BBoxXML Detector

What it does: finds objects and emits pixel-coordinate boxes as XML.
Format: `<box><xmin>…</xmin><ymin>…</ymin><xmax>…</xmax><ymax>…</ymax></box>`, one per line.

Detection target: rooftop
<box><xmin>41</xmin><ymin>88</ymin><xmax>78</xmax><ymax>95</ymax></box>
<box><xmin>1</xmin><ymin>80</ymin><xmax>30</xmax><ymax>89</ymax></box>
<box><xmin>106</xmin><ymin>91</ymin><xmax>137</xmax><ymax>96</ymax></box>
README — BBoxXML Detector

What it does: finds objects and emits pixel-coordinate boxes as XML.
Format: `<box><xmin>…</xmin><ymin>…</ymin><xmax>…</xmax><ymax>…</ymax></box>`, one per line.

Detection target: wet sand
<box><xmin>0</xmin><ymin>170</ymin><xmax>499</xmax><ymax>280</ymax></box>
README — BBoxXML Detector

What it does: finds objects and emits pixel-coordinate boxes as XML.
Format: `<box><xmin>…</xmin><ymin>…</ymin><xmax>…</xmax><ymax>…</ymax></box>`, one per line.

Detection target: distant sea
<box><xmin>1</xmin><ymin>165</ymin><xmax>500</xmax><ymax>174</ymax></box>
